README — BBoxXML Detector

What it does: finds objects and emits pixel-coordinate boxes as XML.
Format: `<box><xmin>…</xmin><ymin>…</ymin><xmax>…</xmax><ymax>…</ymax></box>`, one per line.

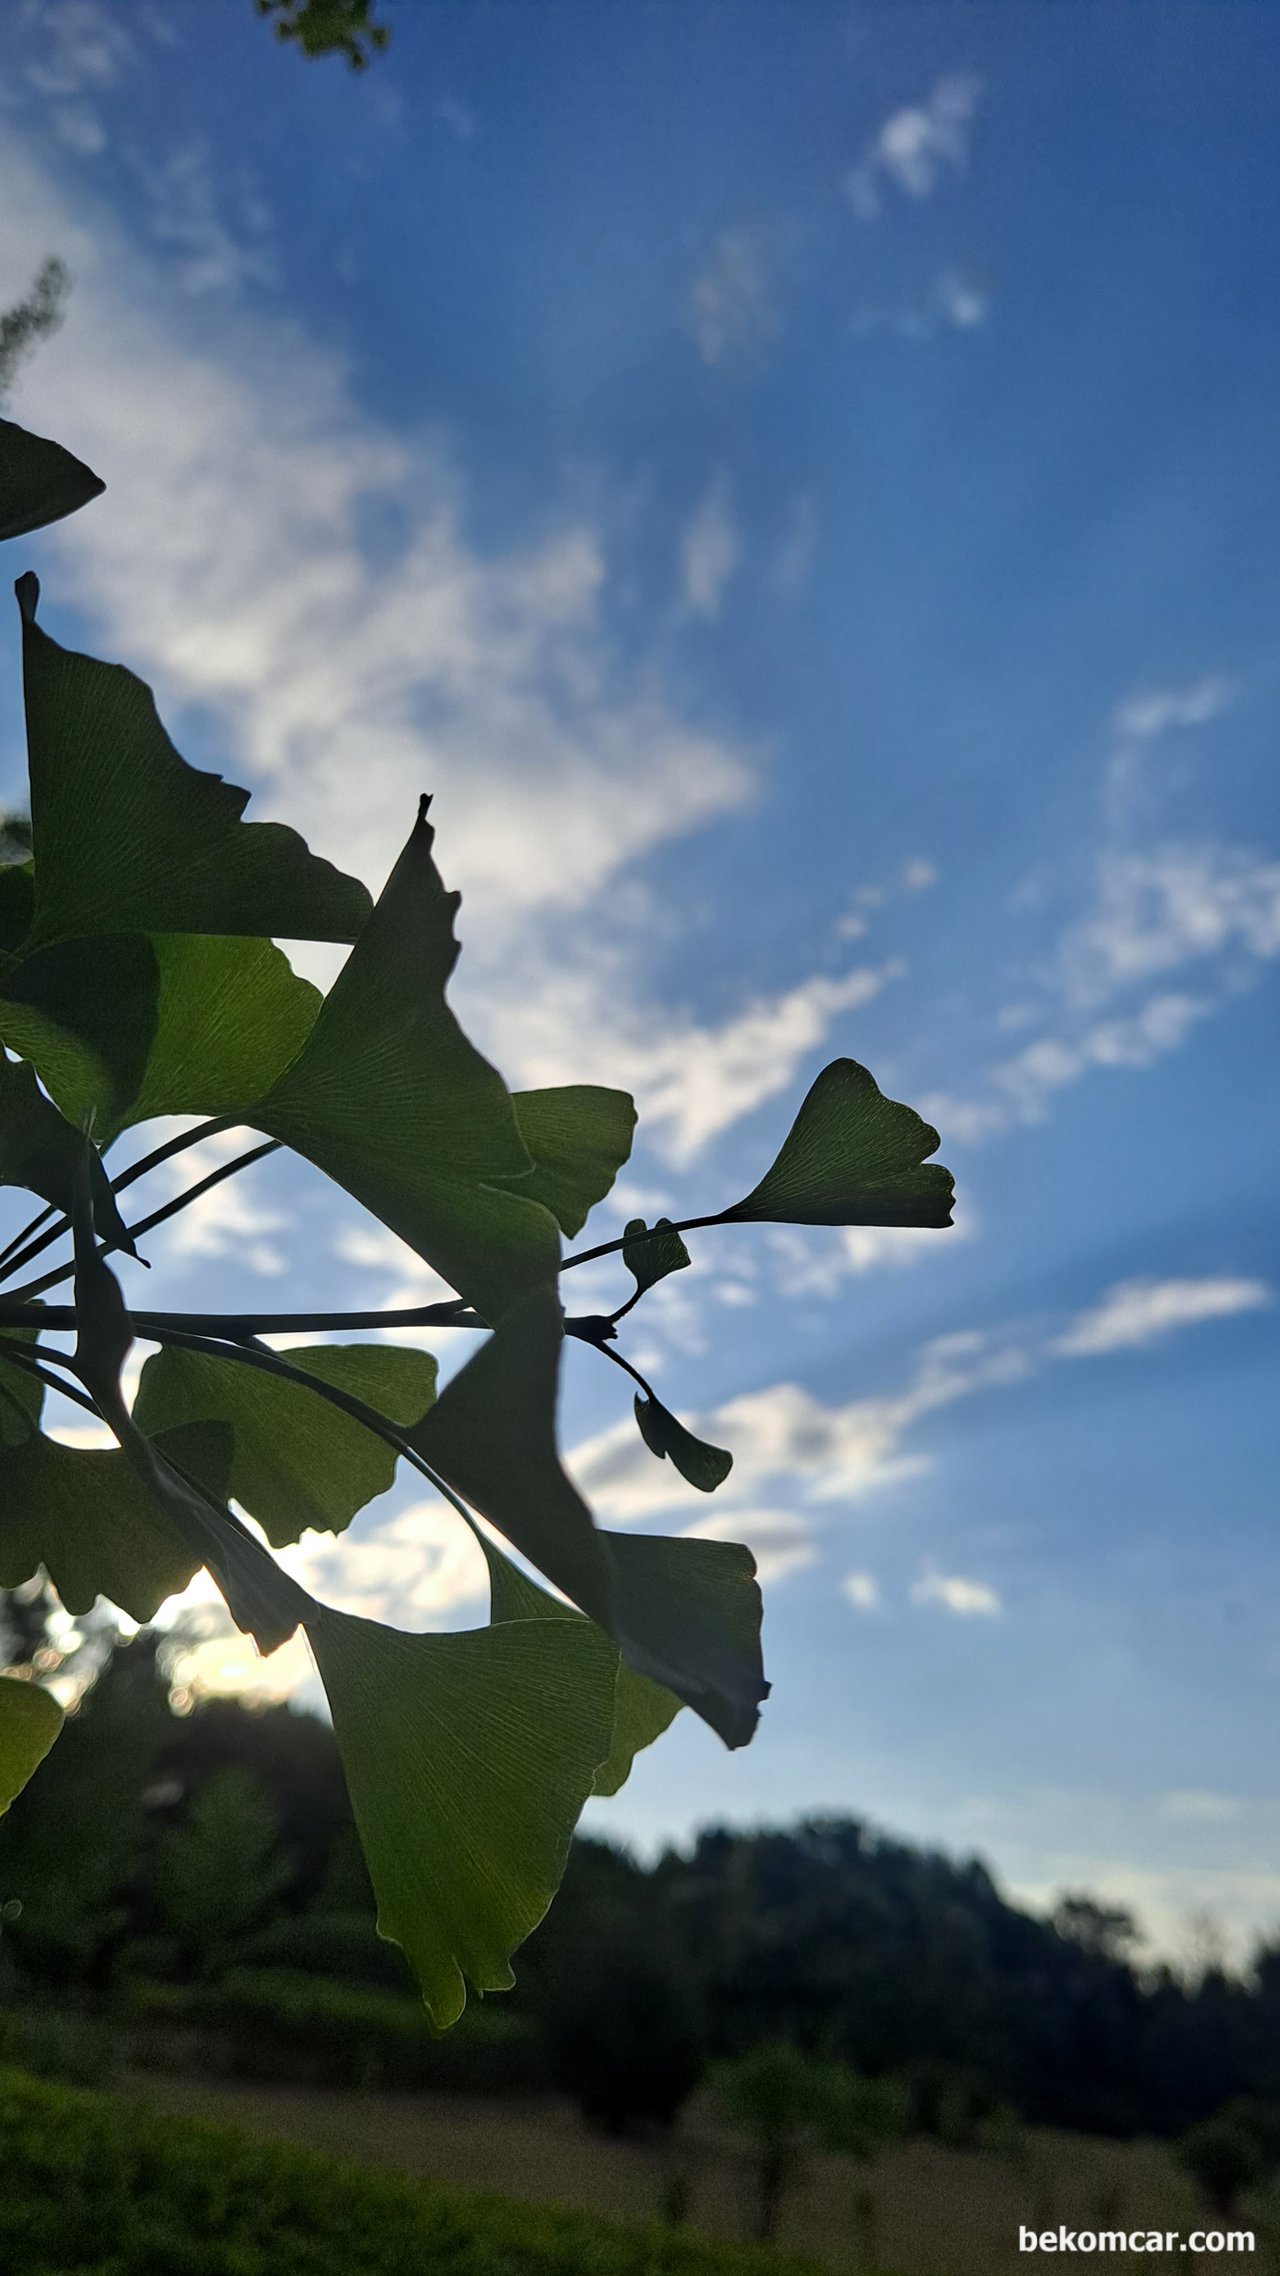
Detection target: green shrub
<box><xmin>236</xmin><ymin>1908</ymin><xmax>411</xmax><ymax>1992</ymax></box>
<box><xmin>117</xmin><ymin>1968</ymin><xmax>549</xmax><ymax>2094</ymax></box>
<box><xmin>0</xmin><ymin>2066</ymin><xmax>818</xmax><ymax>2276</ymax></box>
<box><xmin>0</xmin><ymin>2001</ymin><xmax>116</xmax><ymax>2087</ymax></box>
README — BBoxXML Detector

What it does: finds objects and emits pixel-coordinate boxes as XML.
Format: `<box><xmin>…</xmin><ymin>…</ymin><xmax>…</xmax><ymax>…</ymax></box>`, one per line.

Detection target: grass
<box><xmin>115</xmin><ymin>2070</ymin><xmax>1280</xmax><ymax>2274</ymax></box>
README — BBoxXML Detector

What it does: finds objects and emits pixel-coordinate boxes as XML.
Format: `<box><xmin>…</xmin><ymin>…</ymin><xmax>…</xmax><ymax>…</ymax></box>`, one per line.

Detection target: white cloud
<box><xmin>0</xmin><ymin>141</ymin><xmax>751</xmax><ymax>945</ymax></box>
<box><xmin>127</xmin><ymin>139</ymin><xmax>279</xmax><ymax>297</ymax></box>
<box><xmin>688</xmin><ymin>227</ymin><xmax>774</xmax><ymax>365</ymax></box>
<box><xmin>152</xmin><ymin>1124</ymin><xmax>290</xmax><ymax>1277</ymax></box>
<box><xmin>846</xmin><ymin>76</ymin><xmax>981</xmax><ymax>220</ymax></box>
<box><xmin>911</xmin><ymin>1568</ymin><xmax>1001</xmax><ymax>1617</ymax></box>
<box><xmin>681</xmin><ymin>477</ymin><xmax>739</xmax><ymax>619</ymax></box>
<box><xmin>1054</xmin><ymin>1276</ymin><xmax>1271</xmax><ymax>1358</ymax></box>
<box><xmin>935</xmin><ymin>266</ymin><xmax>989</xmax><ymax>329</ymax></box>
<box><xmin>902</xmin><ymin>858</ymin><xmax>938</xmax><ymax>892</ymax></box>
<box><xmin>682</xmin><ymin>1507</ymin><xmax>817</xmax><ymax>1587</ymax></box>
<box><xmin>1111</xmin><ymin>678</ymin><xmax>1236</xmax><ymax>741</ymax></box>
<box><xmin>1061</xmin><ymin>845</ymin><xmax>1280</xmax><ymax>1006</ymax></box>
<box><xmin>842</xmin><ymin>1569</ymin><xmax>880</xmax><ymax>1612</ymax></box>
<box><xmin>763</xmin><ymin>1199</ymin><xmax>972</xmax><ymax>1301</ymax></box>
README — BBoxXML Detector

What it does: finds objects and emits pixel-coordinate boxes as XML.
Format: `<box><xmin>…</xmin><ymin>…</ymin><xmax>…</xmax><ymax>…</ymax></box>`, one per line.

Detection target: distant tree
<box><xmin>255</xmin><ymin>0</ymin><xmax>389</xmax><ymax>67</ymax></box>
<box><xmin>1178</xmin><ymin>2111</ymin><xmax>1271</xmax><ymax>2220</ymax></box>
<box><xmin>0</xmin><ymin>261</ymin><xmax>68</xmax><ymax>404</ymax></box>
<box><xmin>715</xmin><ymin>2041</ymin><xmax>854</xmax><ymax>2244</ymax></box>
<box><xmin>156</xmin><ymin>1767</ymin><xmax>287</xmax><ymax>1977</ymax></box>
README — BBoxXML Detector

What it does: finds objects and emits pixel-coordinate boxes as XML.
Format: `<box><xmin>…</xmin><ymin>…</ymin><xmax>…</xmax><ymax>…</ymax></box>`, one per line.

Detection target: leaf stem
<box><xmin>9</xmin><ymin>1142</ymin><xmax>280</xmax><ymax>1303</ymax></box>
<box><xmin>0</xmin><ymin>1337</ymin><xmax>102</xmax><ymax>1418</ymax></box>
<box><xmin>560</xmin><ymin>1212</ymin><xmax>729</xmax><ymax>1275</ymax></box>
<box><xmin>0</xmin><ymin>1115</ymin><xmax>247</xmax><ymax>1287</ymax></box>
<box><xmin>0</xmin><ymin>1202</ymin><xmax>57</xmax><ymax>1274</ymax></box>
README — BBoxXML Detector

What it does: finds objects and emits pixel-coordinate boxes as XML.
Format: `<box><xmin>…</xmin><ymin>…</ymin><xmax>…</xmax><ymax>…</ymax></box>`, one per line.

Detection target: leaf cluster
<box><xmin>0</xmin><ymin>414</ymin><xmax>953</xmax><ymax>2024</ymax></box>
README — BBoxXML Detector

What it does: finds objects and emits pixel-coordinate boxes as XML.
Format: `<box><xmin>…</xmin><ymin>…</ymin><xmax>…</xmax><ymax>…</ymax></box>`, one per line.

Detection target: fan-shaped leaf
<box><xmin>623</xmin><ymin>1216</ymin><xmax>691</xmax><ymax>1296</ymax></box>
<box><xmin>482</xmin><ymin>1537</ymin><xmax>681</xmax><ymax>1799</ymax></box>
<box><xmin>634</xmin><ymin>1391</ymin><xmax>733</xmax><ymax>1492</ymax></box>
<box><xmin>258</xmin><ymin>799</ymin><xmax>560</xmax><ymax>1325</ymax></box>
<box><xmin>307</xmin><ymin>1604</ymin><xmax>618</xmax><ymax>2029</ymax></box>
<box><xmin>412</xmin><ymin>1287</ymin><xmax>765</xmax><ymax>1745</ymax></box>
<box><xmin>0</xmin><ymin>1420</ymin><xmax>229</xmax><ymax>1622</ymax></box>
<box><xmin>724</xmin><ymin>1057</ymin><xmax>954</xmax><ymax>1228</ymax></box>
<box><xmin>0</xmin><ymin>419</ymin><xmax>103</xmax><ymax>544</ymax></box>
<box><xmin>0</xmin><ymin>1675</ymin><xmax>63</xmax><ymax>1816</ymax></box>
<box><xmin>1</xmin><ymin>935</ymin><xmax>320</xmax><ymax>1139</ymax></box>
<box><xmin>134</xmin><ymin>1342</ymin><xmax>437</xmax><ymax>1546</ymax></box>
<box><xmin>16</xmin><ymin>575</ymin><xmax>371</xmax><ymax>950</ymax></box>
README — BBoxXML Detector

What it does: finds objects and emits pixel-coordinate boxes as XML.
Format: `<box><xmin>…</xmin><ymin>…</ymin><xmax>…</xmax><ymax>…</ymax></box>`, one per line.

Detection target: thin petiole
<box><xmin>9</xmin><ymin>1141</ymin><xmax>281</xmax><ymax>1305</ymax></box>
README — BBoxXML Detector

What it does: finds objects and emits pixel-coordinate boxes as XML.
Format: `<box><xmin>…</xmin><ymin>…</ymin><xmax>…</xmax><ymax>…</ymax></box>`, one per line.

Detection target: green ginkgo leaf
<box><xmin>134</xmin><ymin>1341</ymin><xmax>438</xmax><ymax>1546</ymax></box>
<box><xmin>623</xmin><ymin>1216</ymin><xmax>691</xmax><ymax>1296</ymax></box>
<box><xmin>0</xmin><ymin>1675</ymin><xmax>63</xmax><ymax>1816</ymax></box>
<box><xmin>0</xmin><ymin>1420</ymin><xmax>230</xmax><ymax>1622</ymax></box>
<box><xmin>1</xmin><ymin>935</ymin><xmax>321</xmax><ymax>1139</ymax></box>
<box><xmin>482</xmin><ymin>1537</ymin><xmax>681</xmax><ymax>1799</ymax></box>
<box><xmin>634</xmin><ymin>1391</ymin><xmax>733</xmax><ymax>1492</ymax></box>
<box><xmin>16</xmin><ymin>575</ymin><xmax>371</xmax><ymax>951</ymax></box>
<box><xmin>724</xmin><ymin>1057</ymin><xmax>954</xmax><ymax>1228</ymax></box>
<box><xmin>307</xmin><ymin>1604</ymin><xmax>618</xmax><ymax>2028</ymax></box>
<box><xmin>0</xmin><ymin>419</ymin><xmax>103</xmax><ymax>544</ymax></box>
<box><xmin>259</xmin><ymin>799</ymin><xmax>560</xmax><ymax>1325</ymax></box>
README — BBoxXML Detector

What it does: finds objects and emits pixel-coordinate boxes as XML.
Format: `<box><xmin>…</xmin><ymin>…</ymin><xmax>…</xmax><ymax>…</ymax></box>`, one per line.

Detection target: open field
<box><xmin>117</xmin><ymin>2071</ymin><xmax>1276</xmax><ymax>2275</ymax></box>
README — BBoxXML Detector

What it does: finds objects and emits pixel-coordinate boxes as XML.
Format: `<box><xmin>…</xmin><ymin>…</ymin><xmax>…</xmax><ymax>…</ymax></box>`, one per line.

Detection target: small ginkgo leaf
<box><xmin>0</xmin><ymin>1053</ymin><xmax>133</xmax><ymax>1254</ymax></box>
<box><xmin>0</xmin><ymin>1675</ymin><xmax>63</xmax><ymax>1815</ymax></box>
<box><xmin>603</xmin><ymin>1528</ymin><xmax>768</xmax><ymax>1751</ymax></box>
<box><xmin>2</xmin><ymin>935</ymin><xmax>321</xmax><ymax>1140</ymax></box>
<box><xmin>258</xmin><ymin>799</ymin><xmax>560</xmax><ymax>1325</ymax></box>
<box><xmin>634</xmin><ymin>1391</ymin><xmax>733</xmax><ymax>1492</ymax></box>
<box><xmin>307</xmin><ymin>1604</ymin><xmax>618</xmax><ymax>2029</ymax></box>
<box><xmin>497</xmin><ymin>1087</ymin><xmax>637</xmax><ymax>1237</ymax></box>
<box><xmin>723</xmin><ymin>1057</ymin><xmax>954</xmax><ymax>1228</ymax></box>
<box><xmin>481</xmin><ymin>1536</ymin><xmax>681</xmax><ymax>1799</ymax></box>
<box><xmin>134</xmin><ymin>1342</ymin><xmax>437</xmax><ymax>1546</ymax></box>
<box><xmin>16</xmin><ymin>575</ymin><xmax>371</xmax><ymax>950</ymax></box>
<box><xmin>0</xmin><ymin>419</ymin><xmax>103</xmax><ymax>544</ymax></box>
<box><xmin>623</xmin><ymin>1217</ymin><xmax>691</xmax><ymax>1296</ymax></box>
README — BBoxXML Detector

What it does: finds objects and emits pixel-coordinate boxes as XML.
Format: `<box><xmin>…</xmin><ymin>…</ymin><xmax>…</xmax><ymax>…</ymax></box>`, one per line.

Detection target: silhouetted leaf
<box><xmin>0</xmin><ymin>1675</ymin><xmax>62</xmax><ymax>1814</ymax></box>
<box><xmin>603</xmin><ymin>1528</ymin><xmax>767</xmax><ymax>1751</ymax></box>
<box><xmin>134</xmin><ymin>1342</ymin><xmax>437</xmax><ymax>1546</ymax></box>
<box><xmin>0</xmin><ymin>1052</ymin><xmax>133</xmax><ymax>1252</ymax></box>
<box><xmin>307</xmin><ymin>1605</ymin><xmax>617</xmax><ymax>2028</ymax></box>
<box><xmin>0</xmin><ymin>419</ymin><xmax>103</xmax><ymax>543</ymax></box>
<box><xmin>16</xmin><ymin>575</ymin><xmax>371</xmax><ymax>949</ymax></box>
<box><xmin>623</xmin><ymin>1216</ymin><xmax>691</xmax><ymax>1296</ymax></box>
<box><xmin>259</xmin><ymin>799</ymin><xmax>560</xmax><ymax>1324</ymax></box>
<box><xmin>724</xmin><ymin>1057</ymin><xmax>954</xmax><ymax>1228</ymax></box>
<box><xmin>1</xmin><ymin>935</ymin><xmax>320</xmax><ymax>1139</ymax></box>
<box><xmin>498</xmin><ymin>1087</ymin><xmax>636</xmax><ymax>1237</ymax></box>
<box><xmin>634</xmin><ymin>1391</ymin><xmax>733</xmax><ymax>1491</ymax></box>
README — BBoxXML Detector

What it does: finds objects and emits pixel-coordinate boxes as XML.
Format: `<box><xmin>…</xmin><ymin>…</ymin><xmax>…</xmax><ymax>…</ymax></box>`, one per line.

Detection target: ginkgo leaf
<box><xmin>1</xmin><ymin>935</ymin><xmax>321</xmax><ymax>1139</ymax></box>
<box><xmin>307</xmin><ymin>1604</ymin><xmax>618</xmax><ymax>2028</ymax></box>
<box><xmin>0</xmin><ymin>1675</ymin><xmax>63</xmax><ymax>1815</ymax></box>
<box><xmin>412</xmin><ymin>1287</ymin><xmax>765</xmax><ymax>1746</ymax></box>
<box><xmin>0</xmin><ymin>1420</ymin><xmax>229</xmax><ymax>1622</ymax></box>
<box><xmin>16</xmin><ymin>575</ymin><xmax>371</xmax><ymax>950</ymax></box>
<box><xmin>723</xmin><ymin>1057</ymin><xmax>954</xmax><ymax>1228</ymax></box>
<box><xmin>0</xmin><ymin>419</ymin><xmax>103</xmax><ymax>544</ymax></box>
<box><xmin>497</xmin><ymin>1087</ymin><xmax>637</xmax><ymax>1237</ymax></box>
<box><xmin>258</xmin><ymin>798</ymin><xmax>560</xmax><ymax>1325</ymax></box>
<box><xmin>634</xmin><ymin>1391</ymin><xmax>733</xmax><ymax>1492</ymax></box>
<box><xmin>623</xmin><ymin>1216</ymin><xmax>691</xmax><ymax>1296</ymax></box>
<box><xmin>0</xmin><ymin>1053</ymin><xmax>134</xmax><ymax>1253</ymax></box>
<box><xmin>481</xmin><ymin>1536</ymin><xmax>681</xmax><ymax>1799</ymax></box>
<box><xmin>134</xmin><ymin>1342</ymin><xmax>438</xmax><ymax>1546</ymax></box>
<box><xmin>0</xmin><ymin>1326</ymin><xmax>45</xmax><ymax>1445</ymax></box>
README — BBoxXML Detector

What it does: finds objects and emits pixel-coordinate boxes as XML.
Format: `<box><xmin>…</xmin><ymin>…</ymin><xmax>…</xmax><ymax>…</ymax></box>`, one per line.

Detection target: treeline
<box><xmin>3</xmin><ymin>1618</ymin><xmax>1279</xmax><ymax>2141</ymax></box>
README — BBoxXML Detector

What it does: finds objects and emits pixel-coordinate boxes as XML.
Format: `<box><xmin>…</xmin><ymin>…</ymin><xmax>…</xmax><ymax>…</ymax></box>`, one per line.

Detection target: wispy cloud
<box><xmin>1054</xmin><ymin>1276</ymin><xmax>1271</xmax><ymax>1358</ymax></box>
<box><xmin>846</xmin><ymin>76</ymin><xmax>981</xmax><ymax>221</ymax></box>
<box><xmin>851</xmin><ymin>265</ymin><xmax>992</xmax><ymax>342</ymax></box>
<box><xmin>842</xmin><ymin>1570</ymin><xmax>881</xmax><ymax>1612</ymax></box>
<box><xmin>688</xmin><ymin>226</ymin><xmax>774</xmax><ymax>365</ymax></box>
<box><xmin>127</xmin><ymin>140</ymin><xmax>279</xmax><ymax>297</ymax></box>
<box><xmin>911</xmin><ymin>1568</ymin><xmax>1001</xmax><ymax>1617</ymax></box>
<box><xmin>680</xmin><ymin>476</ymin><xmax>739</xmax><ymax>619</ymax></box>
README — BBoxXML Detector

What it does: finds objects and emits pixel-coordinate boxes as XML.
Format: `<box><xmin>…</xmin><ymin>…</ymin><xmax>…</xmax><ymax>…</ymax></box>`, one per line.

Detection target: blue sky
<box><xmin>2</xmin><ymin>0</ymin><xmax>1279</xmax><ymax>1960</ymax></box>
